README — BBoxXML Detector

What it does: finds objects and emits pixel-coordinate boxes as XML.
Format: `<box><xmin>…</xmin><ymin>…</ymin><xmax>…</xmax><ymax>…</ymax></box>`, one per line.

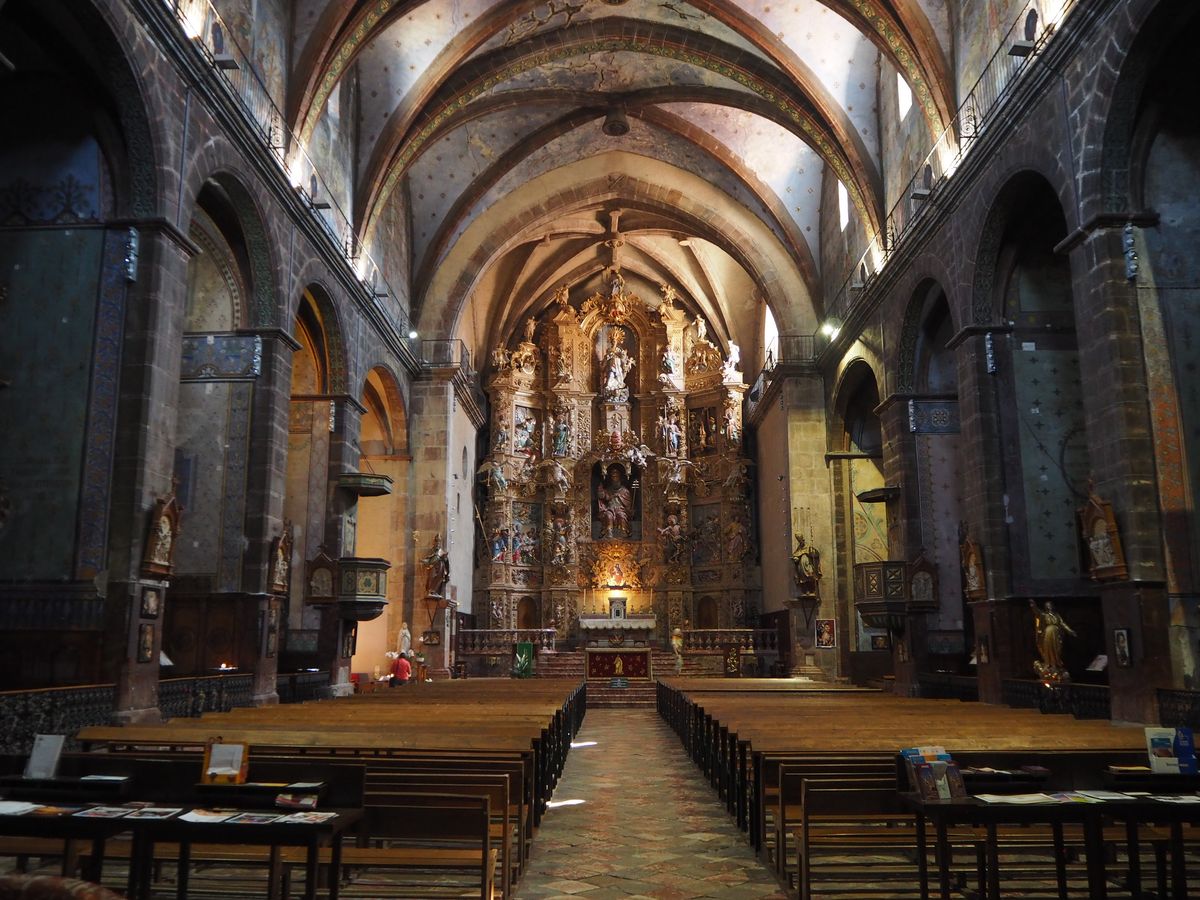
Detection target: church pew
<box><xmin>364</xmin><ymin>772</ymin><xmax>515</xmax><ymax>897</ymax></box>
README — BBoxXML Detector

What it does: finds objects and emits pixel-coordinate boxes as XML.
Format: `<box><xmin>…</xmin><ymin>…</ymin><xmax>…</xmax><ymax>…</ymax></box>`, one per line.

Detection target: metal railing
<box><xmin>682</xmin><ymin>628</ymin><xmax>779</xmax><ymax>654</ymax></box>
<box><xmin>0</xmin><ymin>684</ymin><xmax>117</xmax><ymax>755</ymax></box>
<box><xmin>421</xmin><ymin>339</ymin><xmax>475</xmax><ymax>375</ymax></box>
<box><xmin>458</xmin><ymin>628</ymin><xmax>559</xmax><ymax>654</ymax></box>
<box><xmin>747</xmin><ymin>333</ymin><xmax>817</xmax><ymax>415</ymax></box>
<box><xmin>825</xmin><ymin>0</ymin><xmax>1081</xmax><ymax>329</ymax></box>
<box><xmin>160</xmin><ymin>0</ymin><xmax>417</xmax><ymax>346</ymax></box>
<box><xmin>158</xmin><ymin>673</ymin><xmax>255</xmax><ymax>720</ymax></box>
<box><xmin>276</xmin><ymin>670</ymin><xmax>331</xmax><ymax>704</ymax></box>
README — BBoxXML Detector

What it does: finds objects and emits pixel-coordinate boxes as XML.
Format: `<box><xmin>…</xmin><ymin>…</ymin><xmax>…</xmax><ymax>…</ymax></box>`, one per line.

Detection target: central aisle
<box><xmin>517</xmin><ymin>708</ymin><xmax>787</xmax><ymax>899</ymax></box>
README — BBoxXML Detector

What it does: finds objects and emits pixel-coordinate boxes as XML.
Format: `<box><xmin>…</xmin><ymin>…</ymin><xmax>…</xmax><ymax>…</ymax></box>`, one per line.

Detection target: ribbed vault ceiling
<box><xmin>288</xmin><ymin>0</ymin><xmax>954</xmax><ymax>363</ymax></box>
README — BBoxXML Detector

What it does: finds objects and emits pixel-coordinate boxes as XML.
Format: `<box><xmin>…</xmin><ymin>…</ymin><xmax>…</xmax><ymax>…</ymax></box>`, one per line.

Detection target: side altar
<box><xmin>470</xmin><ymin>270</ymin><xmax>761</xmax><ymax>666</ymax></box>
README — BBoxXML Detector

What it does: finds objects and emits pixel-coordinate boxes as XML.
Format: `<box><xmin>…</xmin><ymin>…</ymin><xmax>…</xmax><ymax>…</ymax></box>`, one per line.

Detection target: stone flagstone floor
<box><xmin>516</xmin><ymin>709</ymin><xmax>788</xmax><ymax>899</ymax></box>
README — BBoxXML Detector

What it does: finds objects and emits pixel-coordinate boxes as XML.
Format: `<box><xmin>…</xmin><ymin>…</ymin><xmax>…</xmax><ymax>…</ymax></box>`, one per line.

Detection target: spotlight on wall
<box><xmin>819</xmin><ymin>319</ymin><xmax>841</xmax><ymax>339</ymax></box>
<box><xmin>408</xmin><ymin>330</ymin><xmax>419</xmax><ymax>340</ymax></box>
<box><xmin>602</xmin><ymin>106</ymin><xmax>629</xmax><ymax>137</ymax></box>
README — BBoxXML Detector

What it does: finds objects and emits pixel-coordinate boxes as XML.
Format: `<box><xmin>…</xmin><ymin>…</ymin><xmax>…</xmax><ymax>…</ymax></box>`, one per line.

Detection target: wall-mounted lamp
<box><xmin>819</xmin><ymin>318</ymin><xmax>841</xmax><ymax>339</ymax></box>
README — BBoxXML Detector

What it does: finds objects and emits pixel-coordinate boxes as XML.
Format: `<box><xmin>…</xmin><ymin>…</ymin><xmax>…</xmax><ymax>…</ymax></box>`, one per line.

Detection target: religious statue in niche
<box><xmin>269</xmin><ymin>522</ymin><xmax>293</xmax><ymax>594</ymax></box>
<box><xmin>1030</xmin><ymin>599</ymin><xmax>1076</xmax><ymax>684</ymax></box>
<box><xmin>552</xmin><ymin>412</ymin><xmax>571</xmax><ymax>457</ymax></box>
<box><xmin>959</xmin><ymin>525</ymin><xmax>987</xmax><ymax>600</ymax></box>
<box><xmin>1077</xmin><ymin>479</ymin><xmax>1128</xmax><ymax>581</ymax></box>
<box><xmin>659</xmin><ymin>344</ymin><xmax>680</xmax><ymax>387</ymax></box>
<box><xmin>601</xmin><ymin>327</ymin><xmax>635</xmax><ymax>402</ymax></box>
<box><xmin>492</xmin><ymin>411</ymin><xmax>509</xmax><ymax>452</ymax></box>
<box><xmin>142</xmin><ymin>485</ymin><xmax>183</xmax><ymax>578</ymax></box>
<box><xmin>552</xmin><ymin>348</ymin><xmax>571</xmax><ymax>384</ymax></box>
<box><xmin>595</xmin><ymin>463</ymin><xmax>634</xmax><ymax>539</ymax></box>
<box><xmin>422</xmin><ymin>534</ymin><xmax>450</xmax><ymax>598</ymax></box>
<box><xmin>723</xmin><ymin>397</ymin><xmax>741</xmax><ymax>448</ymax></box>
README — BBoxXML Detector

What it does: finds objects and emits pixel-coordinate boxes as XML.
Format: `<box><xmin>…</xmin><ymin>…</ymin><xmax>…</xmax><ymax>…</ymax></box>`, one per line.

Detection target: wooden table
<box><xmin>0</xmin><ymin>805</ymin><xmax>361</xmax><ymax>900</ymax></box>
<box><xmin>128</xmin><ymin>807</ymin><xmax>362</xmax><ymax>900</ymax></box>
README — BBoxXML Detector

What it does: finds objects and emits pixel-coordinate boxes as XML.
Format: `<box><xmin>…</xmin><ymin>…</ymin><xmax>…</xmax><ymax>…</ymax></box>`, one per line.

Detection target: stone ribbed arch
<box><xmin>408</xmin><ymin>100</ymin><xmax>820</xmax><ymax>305</ymax></box>
<box><xmin>362</xmin><ymin>363</ymin><xmax>409</xmax><ymax>454</ymax></box>
<box><xmin>968</xmin><ymin>168</ymin><xmax>1075</xmax><ymax>326</ymax></box>
<box><xmin>294</xmin><ymin>277</ymin><xmax>351</xmax><ymax>396</ymax></box>
<box><xmin>180</xmin><ymin>158</ymin><xmax>281</xmax><ymax>328</ymax></box>
<box><xmin>1091</xmin><ymin>0</ymin><xmax>1200</xmax><ymax>216</ymax></box>
<box><xmin>418</xmin><ymin>157</ymin><xmax>815</xmax><ymax>347</ymax></box>
<box><xmin>894</xmin><ymin>271</ymin><xmax>955</xmax><ymax>394</ymax></box>
<box><xmin>25</xmin><ymin>0</ymin><xmax>160</xmax><ymax>218</ymax></box>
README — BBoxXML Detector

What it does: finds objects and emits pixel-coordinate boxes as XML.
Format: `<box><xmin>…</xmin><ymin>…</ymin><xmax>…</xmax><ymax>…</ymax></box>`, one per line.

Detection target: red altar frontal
<box><xmin>585</xmin><ymin>648</ymin><xmax>652</xmax><ymax>680</ymax></box>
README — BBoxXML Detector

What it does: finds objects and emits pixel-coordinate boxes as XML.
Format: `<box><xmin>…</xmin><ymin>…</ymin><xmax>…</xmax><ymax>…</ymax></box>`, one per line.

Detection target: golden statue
<box><xmin>1031</xmin><ymin>599</ymin><xmax>1076</xmax><ymax>683</ymax></box>
<box><xmin>613</xmin><ymin>656</ymin><xmax>624</xmax><ymax>676</ymax></box>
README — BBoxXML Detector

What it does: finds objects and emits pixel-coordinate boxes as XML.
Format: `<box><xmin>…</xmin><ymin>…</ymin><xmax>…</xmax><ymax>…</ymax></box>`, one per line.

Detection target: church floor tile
<box><xmin>517</xmin><ymin>709</ymin><xmax>787</xmax><ymax>899</ymax></box>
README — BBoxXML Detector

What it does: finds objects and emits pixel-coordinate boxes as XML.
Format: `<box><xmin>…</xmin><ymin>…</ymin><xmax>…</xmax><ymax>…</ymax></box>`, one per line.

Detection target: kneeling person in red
<box><xmin>390</xmin><ymin>652</ymin><xmax>411</xmax><ymax>686</ymax></box>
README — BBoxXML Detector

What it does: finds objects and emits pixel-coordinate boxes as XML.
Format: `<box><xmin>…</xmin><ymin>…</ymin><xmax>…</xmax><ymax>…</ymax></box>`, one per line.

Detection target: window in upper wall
<box><xmin>763</xmin><ymin>306</ymin><xmax>779</xmax><ymax>368</ymax></box>
<box><xmin>897</xmin><ymin>73</ymin><xmax>913</xmax><ymax>119</ymax></box>
<box><xmin>837</xmin><ymin>181</ymin><xmax>850</xmax><ymax>231</ymax></box>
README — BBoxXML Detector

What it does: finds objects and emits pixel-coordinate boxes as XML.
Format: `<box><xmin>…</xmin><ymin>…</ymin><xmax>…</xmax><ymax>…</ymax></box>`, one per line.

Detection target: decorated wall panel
<box><xmin>0</xmin><ymin>229</ymin><xmax>106</xmax><ymax>581</ymax></box>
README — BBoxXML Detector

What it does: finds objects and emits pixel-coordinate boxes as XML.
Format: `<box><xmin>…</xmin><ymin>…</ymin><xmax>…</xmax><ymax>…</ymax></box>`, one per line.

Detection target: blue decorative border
<box><xmin>76</xmin><ymin>228</ymin><xmax>128</xmax><ymax>579</ymax></box>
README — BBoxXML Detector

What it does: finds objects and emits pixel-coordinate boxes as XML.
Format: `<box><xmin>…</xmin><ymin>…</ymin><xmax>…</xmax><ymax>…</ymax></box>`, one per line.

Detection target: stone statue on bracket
<box><xmin>421</xmin><ymin>534</ymin><xmax>450</xmax><ymax>598</ymax></box>
<box><xmin>722</xmin><ymin>340</ymin><xmax>741</xmax><ymax>381</ymax></box>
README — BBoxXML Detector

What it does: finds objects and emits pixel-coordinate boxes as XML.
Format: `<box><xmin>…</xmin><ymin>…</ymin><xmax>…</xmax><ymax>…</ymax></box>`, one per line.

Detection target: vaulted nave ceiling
<box><xmin>288</xmin><ymin>0</ymin><xmax>955</xmax><ymax>361</ymax></box>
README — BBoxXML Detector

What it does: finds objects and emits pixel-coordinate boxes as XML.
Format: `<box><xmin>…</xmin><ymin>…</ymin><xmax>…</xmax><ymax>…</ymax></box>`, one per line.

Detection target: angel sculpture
<box><xmin>538</xmin><ymin>458</ymin><xmax>572</xmax><ymax>495</ymax></box>
<box><xmin>478</xmin><ymin>458</ymin><xmax>507</xmax><ymax>492</ymax></box>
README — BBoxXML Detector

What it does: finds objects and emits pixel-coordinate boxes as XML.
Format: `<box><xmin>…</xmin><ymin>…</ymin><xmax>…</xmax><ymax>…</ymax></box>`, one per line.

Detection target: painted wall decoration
<box><xmin>1009</xmin><ymin>345</ymin><xmax>1088</xmax><ymax>581</ymax></box>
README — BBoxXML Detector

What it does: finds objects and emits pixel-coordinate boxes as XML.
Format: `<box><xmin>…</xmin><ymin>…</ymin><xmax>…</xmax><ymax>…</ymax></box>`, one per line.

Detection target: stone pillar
<box><xmin>240</xmin><ymin>329</ymin><xmax>299</xmax><ymax>705</ymax></box>
<box><xmin>324</xmin><ymin>396</ymin><xmax>365</xmax><ymax>695</ymax></box>
<box><xmin>753</xmin><ymin>372</ymin><xmax>833</xmax><ymax>676</ymax></box>
<box><xmin>953</xmin><ymin>327</ymin><xmax>1016</xmax><ymax>704</ymax></box>
<box><xmin>102</xmin><ymin>220</ymin><xmax>195</xmax><ymax>723</ymax></box>
<box><xmin>877</xmin><ymin>395</ymin><xmax>918</xmax><ymax>693</ymax></box>
<box><xmin>409</xmin><ymin>370</ymin><xmax>456</xmax><ymax>677</ymax></box>
<box><xmin>1066</xmin><ymin>218</ymin><xmax>1172</xmax><ymax>720</ymax></box>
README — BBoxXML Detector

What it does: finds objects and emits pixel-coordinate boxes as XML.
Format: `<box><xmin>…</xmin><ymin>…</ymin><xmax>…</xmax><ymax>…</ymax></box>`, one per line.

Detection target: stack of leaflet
<box><xmin>901</xmin><ymin>746</ymin><xmax>966</xmax><ymax>801</ymax></box>
<box><xmin>1144</xmin><ymin>726</ymin><xmax>1198</xmax><ymax>774</ymax></box>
